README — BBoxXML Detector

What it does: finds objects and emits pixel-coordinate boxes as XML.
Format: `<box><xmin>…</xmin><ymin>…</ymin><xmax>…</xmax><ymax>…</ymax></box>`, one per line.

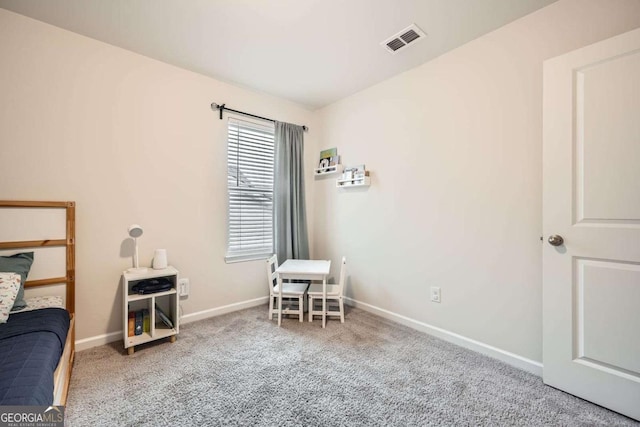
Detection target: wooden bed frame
<box><xmin>0</xmin><ymin>200</ymin><xmax>75</xmax><ymax>406</ymax></box>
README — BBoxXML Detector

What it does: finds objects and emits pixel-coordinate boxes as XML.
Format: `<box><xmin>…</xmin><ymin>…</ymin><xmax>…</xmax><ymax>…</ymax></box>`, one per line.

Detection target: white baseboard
<box><xmin>344</xmin><ymin>297</ymin><xmax>543</xmax><ymax>376</ymax></box>
<box><xmin>74</xmin><ymin>296</ymin><xmax>269</xmax><ymax>352</ymax></box>
<box><xmin>180</xmin><ymin>296</ymin><xmax>268</xmax><ymax>324</ymax></box>
<box><xmin>75</xmin><ymin>331</ymin><xmax>121</xmax><ymax>352</ymax></box>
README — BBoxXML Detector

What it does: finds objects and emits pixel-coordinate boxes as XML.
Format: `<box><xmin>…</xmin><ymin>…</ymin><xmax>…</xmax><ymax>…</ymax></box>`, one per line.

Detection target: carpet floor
<box><xmin>66</xmin><ymin>306</ymin><xmax>637</xmax><ymax>426</ymax></box>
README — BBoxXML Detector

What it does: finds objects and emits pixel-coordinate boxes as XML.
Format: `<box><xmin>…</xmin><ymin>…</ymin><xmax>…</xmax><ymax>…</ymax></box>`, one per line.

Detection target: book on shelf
<box><xmin>142</xmin><ymin>309</ymin><xmax>150</xmax><ymax>333</ymax></box>
<box><xmin>318</xmin><ymin>147</ymin><xmax>338</xmax><ymax>170</ymax></box>
<box><xmin>319</xmin><ymin>147</ymin><xmax>337</xmax><ymax>159</ymax></box>
<box><xmin>128</xmin><ymin>309</ymin><xmax>152</xmax><ymax>336</ymax></box>
<box><xmin>128</xmin><ymin>311</ymin><xmax>135</xmax><ymax>337</ymax></box>
<box><xmin>354</xmin><ymin>170</ymin><xmax>369</xmax><ymax>180</ymax></box>
<box><xmin>155</xmin><ymin>304</ymin><xmax>174</xmax><ymax>329</ymax></box>
<box><xmin>341</xmin><ymin>165</ymin><xmax>368</xmax><ymax>182</ymax></box>
<box><xmin>134</xmin><ymin>311</ymin><xmax>143</xmax><ymax>336</ymax></box>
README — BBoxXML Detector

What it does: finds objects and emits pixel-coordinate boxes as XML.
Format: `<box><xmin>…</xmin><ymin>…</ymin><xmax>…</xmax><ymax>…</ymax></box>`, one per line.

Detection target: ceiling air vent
<box><xmin>381</xmin><ymin>24</ymin><xmax>426</xmax><ymax>54</ymax></box>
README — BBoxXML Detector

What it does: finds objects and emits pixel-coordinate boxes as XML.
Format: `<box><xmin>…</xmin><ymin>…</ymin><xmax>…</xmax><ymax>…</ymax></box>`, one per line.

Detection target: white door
<box><xmin>543</xmin><ymin>27</ymin><xmax>640</xmax><ymax>421</ymax></box>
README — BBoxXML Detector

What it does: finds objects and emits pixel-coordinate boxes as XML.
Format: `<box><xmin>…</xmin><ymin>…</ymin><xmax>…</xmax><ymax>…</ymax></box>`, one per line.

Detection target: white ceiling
<box><xmin>0</xmin><ymin>0</ymin><xmax>557</xmax><ymax>109</ymax></box>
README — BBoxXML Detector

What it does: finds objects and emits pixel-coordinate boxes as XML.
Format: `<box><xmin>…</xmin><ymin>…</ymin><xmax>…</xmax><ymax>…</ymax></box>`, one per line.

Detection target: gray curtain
<box><xmin>274</xmin><ymin>121</ymin><xmax>309</xmax><ymax>261</ymax></box>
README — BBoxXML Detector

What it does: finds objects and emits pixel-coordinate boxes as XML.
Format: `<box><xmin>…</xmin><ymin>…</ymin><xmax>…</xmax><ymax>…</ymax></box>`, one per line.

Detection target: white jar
<box><xmin>153</xmin><ymin>249</ymin><xmax>168</xmax><ymax>269</ymax></box>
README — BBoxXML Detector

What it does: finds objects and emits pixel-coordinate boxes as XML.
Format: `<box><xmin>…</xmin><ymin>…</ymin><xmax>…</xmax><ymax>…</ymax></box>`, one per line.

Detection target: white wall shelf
<box><xmin>336</xmin><ymin>176</ymin><xmax>371</xmax><ymax>188</ymax></box>
<box><xmin>314</xmin><ymin>164</ymin><xmax>343</xmax><ymax>176</ymax></box>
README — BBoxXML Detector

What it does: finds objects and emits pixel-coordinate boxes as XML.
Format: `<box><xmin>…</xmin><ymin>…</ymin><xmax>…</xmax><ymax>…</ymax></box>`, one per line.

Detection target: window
<box><xmin>226</xmin><ymin>117</ymin><xmax>275</xmax><ymax>262</ymax></box>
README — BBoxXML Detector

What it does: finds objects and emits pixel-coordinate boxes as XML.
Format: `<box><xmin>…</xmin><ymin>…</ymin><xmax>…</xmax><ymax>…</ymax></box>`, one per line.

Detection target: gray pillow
<box><xmin>0</xmin><ymin>252</ymin><xmax>34</xmax><ymax>311</ymax></box>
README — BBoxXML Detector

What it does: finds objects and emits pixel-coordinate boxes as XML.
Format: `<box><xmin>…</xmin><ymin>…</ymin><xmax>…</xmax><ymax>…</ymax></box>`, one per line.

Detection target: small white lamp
<box><xmin>127</xmin><ymin>224</ymin><xmax>148</xmax><ymax>273</ymax></box>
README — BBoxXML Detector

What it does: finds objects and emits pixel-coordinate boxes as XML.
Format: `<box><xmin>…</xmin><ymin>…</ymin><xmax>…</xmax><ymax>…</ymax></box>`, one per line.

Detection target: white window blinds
<box><xmin>226</xmin><ymin>117</ymin><xmax>275</xmax><ymax>262</ymax></box>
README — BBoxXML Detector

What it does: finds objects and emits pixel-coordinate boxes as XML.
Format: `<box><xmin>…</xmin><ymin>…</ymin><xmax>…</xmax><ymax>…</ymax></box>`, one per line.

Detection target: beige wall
<box><xmin>0</xmin><ymin>9</ymin><xmax>317</xmax><ymax>342</ymax></box>
<box><xmin>314</xmin><ymin>0</ymin><xmax>640</xmax><ymax>362</ymax></box>
<box><xmin>2</xmin><ymin>0</ymin><xmax>639</xmax><ymax>362</ymax></box>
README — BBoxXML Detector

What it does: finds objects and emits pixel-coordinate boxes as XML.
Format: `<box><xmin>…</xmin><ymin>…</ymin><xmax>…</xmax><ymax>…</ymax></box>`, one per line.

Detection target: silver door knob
<box><xmin>548</xmin><ymin>235</ymin><xmax>564</xmax><ymax>246</ymax></box>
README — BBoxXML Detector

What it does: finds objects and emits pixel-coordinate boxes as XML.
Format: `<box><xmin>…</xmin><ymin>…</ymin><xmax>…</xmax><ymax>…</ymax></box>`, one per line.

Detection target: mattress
<box><xmin>0</xmin><ymin>308</ymin><xmax>70</xmax><ymax>405</ymax></box>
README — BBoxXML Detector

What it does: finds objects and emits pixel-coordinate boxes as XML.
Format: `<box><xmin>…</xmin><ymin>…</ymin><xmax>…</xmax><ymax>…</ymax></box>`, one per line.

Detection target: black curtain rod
<box><xmin>211</xmin><ymin>102</ymin><xmax>308</xmax><ymax>132</ymax></box>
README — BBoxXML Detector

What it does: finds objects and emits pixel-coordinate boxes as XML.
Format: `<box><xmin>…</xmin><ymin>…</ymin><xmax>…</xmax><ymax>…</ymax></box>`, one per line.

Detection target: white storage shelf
<box><xmin>336</xmin><ymin>176</ymin><xmax>371</xmax><ymax>188</ymax></box>
<box><xmin>122</xmin><ymin>266</ymin><xmax>179</xmax><ymax>355</ymax></box>
<box><xmin>314</xmin><ymin>164</ymin><xmax>343</xmax><ymax>176</ymax></box>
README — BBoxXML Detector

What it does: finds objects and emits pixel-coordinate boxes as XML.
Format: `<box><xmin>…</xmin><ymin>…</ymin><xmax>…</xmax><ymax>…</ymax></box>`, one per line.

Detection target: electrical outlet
<box><xmin>178</xmin><ymin>278</ymin><xmax>190</xmax><ymax>297</ymax></box>
<box><xmin>430</xmin><ymin>286</ymin><xmax>441</xmax><ymax>303</ymax></box>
